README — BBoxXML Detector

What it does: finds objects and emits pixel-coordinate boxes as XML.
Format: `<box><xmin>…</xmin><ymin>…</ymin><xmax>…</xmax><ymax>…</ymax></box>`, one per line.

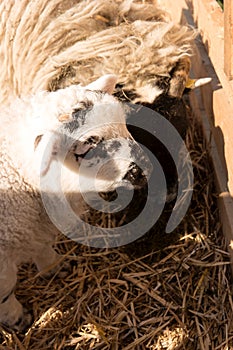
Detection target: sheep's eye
<box><xmin>84</xmin><ymin>136</ymin><xmax>102</xmax><ymax>145</ymax></box>
<box><xmin>74</xmin><ymin>137</ymin><xmax>105</xmax><ymax>162</ymax></box>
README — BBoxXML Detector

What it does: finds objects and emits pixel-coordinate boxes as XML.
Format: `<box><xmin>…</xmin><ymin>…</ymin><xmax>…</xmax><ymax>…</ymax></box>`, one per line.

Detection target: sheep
<box><xmin>0</xmin><ymin>73</ymin><xmax>153</xmax><ymax>331</ymax></box>
<box><xmin>0</xmin><ymin>0</ymin><xmax>196</xmax><ymax>107</ymax></box>
<box><xmin>0</xmin><ymin>0</ymin><xmax>210</xmax><ymax>332</ymax></box>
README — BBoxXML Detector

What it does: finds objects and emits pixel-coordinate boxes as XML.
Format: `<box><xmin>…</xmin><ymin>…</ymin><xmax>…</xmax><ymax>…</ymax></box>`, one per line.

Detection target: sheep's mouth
<box><xmin>74</xmin><ymin>149</ymin><xmax>93</xmax><ymax>163</ymax></box>
<box><xmin>113</xmin><ymin>179</ymin><xmax>146</xmax><ymax>190</ymax></box>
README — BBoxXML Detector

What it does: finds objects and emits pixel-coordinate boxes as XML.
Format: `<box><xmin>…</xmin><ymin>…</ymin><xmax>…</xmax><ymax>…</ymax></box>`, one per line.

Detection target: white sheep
<box><xmin>0</xmin><ymin>74</ymin><xmax>152</xmax><ymax>330</ymax></box>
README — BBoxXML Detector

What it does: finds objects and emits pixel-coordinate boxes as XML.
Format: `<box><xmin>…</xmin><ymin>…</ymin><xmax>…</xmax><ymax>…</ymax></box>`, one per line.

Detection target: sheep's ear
<box><xmin>34</xmin><ymin>132</ymin><xmax>60</xmax><ymax>176</ymax></box>
<box><xmin>86</xmin><ymin>74</ymin><xmax>118</xmax><ymax>94</ymax></box>
<box><xmin>34</xmin><ymin>135</ymin><xmax>43</xmax><ymax>150</ymax></box>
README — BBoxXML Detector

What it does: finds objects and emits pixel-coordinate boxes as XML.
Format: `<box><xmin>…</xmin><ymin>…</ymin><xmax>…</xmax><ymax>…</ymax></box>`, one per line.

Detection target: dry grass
<box><xmin>0</xmin><ymin>104</ymin><xmax>233</xmax><ymax>350</ymax></box>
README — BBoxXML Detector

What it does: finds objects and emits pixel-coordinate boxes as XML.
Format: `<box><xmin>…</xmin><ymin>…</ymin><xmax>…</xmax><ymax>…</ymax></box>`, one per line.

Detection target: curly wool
<box><xmin>0</xmin><ymin>0</ymin><xmax>195</xmax><ymax>106</ymax></box>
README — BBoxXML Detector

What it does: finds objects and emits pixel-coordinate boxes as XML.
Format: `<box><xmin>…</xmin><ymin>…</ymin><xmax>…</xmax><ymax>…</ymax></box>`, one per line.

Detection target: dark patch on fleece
<box><xmin>63</xmin><ymin>99</ymin><xmax>94</xmax><ymax>133</ymax></box>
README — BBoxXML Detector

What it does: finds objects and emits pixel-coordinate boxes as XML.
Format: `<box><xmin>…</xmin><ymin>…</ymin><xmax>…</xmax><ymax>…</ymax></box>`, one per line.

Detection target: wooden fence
<box><xmin>163</xmin><ymin>0</ymin><xmax>233</xmax><ymax>265</ymax></box>
<box><xmin>224</xmin><ymin>0</ymin><xmax>233</xmax><ymax>79</ymax></box>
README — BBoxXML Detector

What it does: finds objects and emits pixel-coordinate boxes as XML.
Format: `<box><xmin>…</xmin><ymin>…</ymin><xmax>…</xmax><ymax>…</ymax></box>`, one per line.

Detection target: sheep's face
<box><xmin>35</xmin><ymin>75</ymin><xmax>152</xmax><ymax>193</ymax></box>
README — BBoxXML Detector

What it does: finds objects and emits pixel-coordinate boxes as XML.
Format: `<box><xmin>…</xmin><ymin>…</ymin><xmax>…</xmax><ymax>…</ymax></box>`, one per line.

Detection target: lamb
<box><xmin>0</xmin><ymin>74</ymin><xmax>152</xmax><ymax>331</ymax></box>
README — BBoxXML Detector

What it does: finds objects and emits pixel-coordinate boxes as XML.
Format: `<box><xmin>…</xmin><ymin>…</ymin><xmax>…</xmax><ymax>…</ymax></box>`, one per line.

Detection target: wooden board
<box><xmin>161</xmin><ymin>0</ymin><xmax>233</xmax><ymax>265</ymax></box>
<box><xmin>224</xmin><ymin>0</ymin><xmax>233</xmax><ymax>78</ymax></box>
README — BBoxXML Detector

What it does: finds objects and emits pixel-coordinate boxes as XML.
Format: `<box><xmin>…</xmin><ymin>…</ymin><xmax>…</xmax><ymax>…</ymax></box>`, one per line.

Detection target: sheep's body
<box><xmin>0</xmin><ymin>138</ymin><xmax>61</xmax><ymax>330</ymax></box>
<box><xmin>0</xmin><ymin>0</ymin><xmax>197</xmax><ymax>331</ymax></box>
<box><xmin>0</xmin><ymin>127</ymin><xmax>63</xmax><ymax>257</ymax></box>
<box><xmin>0</xmin><ymin>142</ymin><xmax>46</xmax><ymax>251</ymax></box>
<box><xmin>0</xmin><ymin>74</ymin><xmax>152</xmax><ymax>330</ymax></box>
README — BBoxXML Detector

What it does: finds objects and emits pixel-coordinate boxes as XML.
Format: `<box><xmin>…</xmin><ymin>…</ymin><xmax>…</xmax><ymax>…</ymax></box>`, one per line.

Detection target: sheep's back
<box><xmin>0</xmin><ymin>0</ymin><xmax>195</xmax><ymax>105</ymax></box>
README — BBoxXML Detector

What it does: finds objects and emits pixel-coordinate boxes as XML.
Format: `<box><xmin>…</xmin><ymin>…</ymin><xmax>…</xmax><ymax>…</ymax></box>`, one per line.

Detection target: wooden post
<box><xmin>224</xmin><ymin>0</ymin><xmax>233</xmax><ymax>79</ymax></box>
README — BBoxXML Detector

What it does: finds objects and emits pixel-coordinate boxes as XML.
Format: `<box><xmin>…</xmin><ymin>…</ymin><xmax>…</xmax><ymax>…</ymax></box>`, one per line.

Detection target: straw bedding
<box><xmin>0</xmin><ymin>0</ymin><xmax>233</xmax><ymax>349</ymax></box>
<box><xmin>2</xmin><ymin>107</ymin><xmax>232</xmax><ymax>350</ymax></box>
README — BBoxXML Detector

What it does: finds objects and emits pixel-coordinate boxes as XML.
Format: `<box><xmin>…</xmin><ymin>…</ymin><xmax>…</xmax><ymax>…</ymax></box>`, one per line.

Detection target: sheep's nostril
<box><xmin>123</xmin><ymin>163</ymin><xmax>147</xmax><ymax>187</ymax></box>
<box><xmin>11</xmin><ymin>311</ymin><xmax>32</xmax><ymax>332</ymax></box>
<box><xmin>14</xmin><ymin>316</ymin><xmax>23</xmax><ymax>327</ymax></box>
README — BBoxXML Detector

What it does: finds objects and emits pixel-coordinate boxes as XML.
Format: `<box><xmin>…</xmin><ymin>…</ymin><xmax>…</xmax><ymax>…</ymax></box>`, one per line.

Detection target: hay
<box><xmin>1</xmin><ymin>108</ymin><xmax>232</xmax><ymax>349</ymax></box>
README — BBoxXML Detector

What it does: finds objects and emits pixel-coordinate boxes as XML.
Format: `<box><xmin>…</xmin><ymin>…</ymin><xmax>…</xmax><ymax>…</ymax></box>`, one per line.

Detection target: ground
<box><xmin>1</xmin><ymin>93</ymin><xmax>233</xmax><ymax>350</ymax></box>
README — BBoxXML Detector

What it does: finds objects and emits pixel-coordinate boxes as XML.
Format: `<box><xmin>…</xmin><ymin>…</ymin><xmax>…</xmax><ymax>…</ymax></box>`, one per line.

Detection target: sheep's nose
<box><xmin>123</xmin><ymin>162</ymin><xmax>148</xmax><ymax>188</ymax></box>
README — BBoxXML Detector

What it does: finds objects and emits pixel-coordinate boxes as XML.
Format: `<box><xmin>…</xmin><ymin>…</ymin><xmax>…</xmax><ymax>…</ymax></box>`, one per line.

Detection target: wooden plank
<box><xmin>191</xmin><ymin>0</ymin><xmax>233</xmax><ymax>97</ymax></box>
<box><xmin>163</xmin><ymin>0</ymin><xmax>233</xmax><ymax>195</ymax></box>
<box><xmin>224</xmin><ymin>0</ymin><xmax>233</xmax><ymax>79</ymax></box>
<box><xmin>159</xmin><ymin>0</ymin><xmax>188</xmax><ymax>23</ymax></box>
<box><xmin>188</xmin><ymin>0</ymin><xmax>233</xmax><ymax>196</ymax></box>
<box><xmin>213</xmin><ymin>88</ymin><xmax>233</xmax><ymax>193</ymax></box>
<box><xmin>189</xmin><ymin>86</ymin><xmax>233</xmax><ymax>270</ymax></box>
<box><xmin>164</xmin><ymin>0</ymin><xmax>233</xmax><ymax>98</ymax></box>
<box><xmin>161</xmin><ymin>0</ymin><xmax>233</xmax><ymax>268</ymax></box>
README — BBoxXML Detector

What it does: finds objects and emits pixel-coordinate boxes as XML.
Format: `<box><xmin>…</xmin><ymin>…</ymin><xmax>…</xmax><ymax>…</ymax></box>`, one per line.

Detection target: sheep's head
<box><xmin>34</xmin><ymin>75</ymin><xmax>152</xmax><ymax>193</ymax></box>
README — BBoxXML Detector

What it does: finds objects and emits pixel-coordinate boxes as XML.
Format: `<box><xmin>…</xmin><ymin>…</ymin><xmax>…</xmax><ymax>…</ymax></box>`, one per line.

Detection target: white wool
<box><xmin>1</xmin><ymin>83</ymin><xmax>127</xmax><ymax>189</ymax></box>
<box><xmin>0</xmin><ymin>0</ymin><xmax>195</xmax><ymax>106</ymax></box>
